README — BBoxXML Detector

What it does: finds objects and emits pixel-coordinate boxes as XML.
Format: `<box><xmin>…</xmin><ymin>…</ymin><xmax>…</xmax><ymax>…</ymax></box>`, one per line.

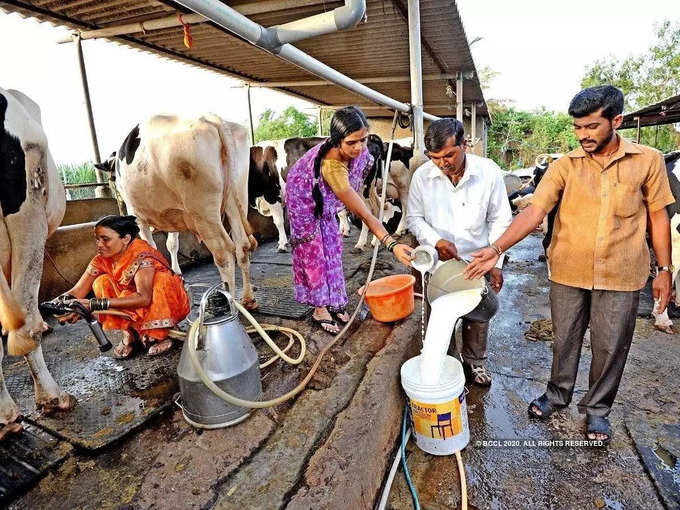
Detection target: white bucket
<box><xmin>400</xmin><ymin>354</ymin><xmax>469</xmax><ymax>455</ymax></box>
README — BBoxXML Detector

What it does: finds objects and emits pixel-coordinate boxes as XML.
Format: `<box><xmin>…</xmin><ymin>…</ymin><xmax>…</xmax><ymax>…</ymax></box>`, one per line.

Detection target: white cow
<box><xmin>96</xmin><ymin>114</ymin><xmax>258</xmax><ymax>309</ymax></box>
<box><xmin>0</xmin><ymin>87</ymin><xmax>73</xmax><ymax>426</ymax></box>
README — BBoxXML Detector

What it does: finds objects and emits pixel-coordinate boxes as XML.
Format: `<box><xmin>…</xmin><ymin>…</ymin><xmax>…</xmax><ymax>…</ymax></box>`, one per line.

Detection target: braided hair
<box><xmin>312</xmin><ymin>106</ymin><xmax>369</xmax><ymax>218</ymax></box>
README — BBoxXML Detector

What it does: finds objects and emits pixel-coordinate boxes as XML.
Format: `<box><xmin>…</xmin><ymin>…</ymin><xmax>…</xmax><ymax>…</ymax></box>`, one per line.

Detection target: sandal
<box><xmin>113</xmin><ymin>330</ymin><xmax>138</xmax><ymax>359</ymax></box>
<box><xmin>147</xmin><ymin>339</ymin><xmax>173</xmax><ymax>357</ymax></box>
<box><xmin>331</xmin><ymin>309</ymin><xmax>351</xmax><ymax>324</ymax></box>
<box><xmin>463</xmin><ymin>361</ymin><xmax>492</xmax><ymax>386</ymax></box>
<box><xmin>528</xmin><ymin>393</ymin><xmax>566</xmax><ymax>420</ymax></box>
<box><xmin>586</xmin><ymin>414</ymin><xmax>611</xmax><ymax>445</ymax></box>
<box><xmin>312</xmin><ymin>316</ymin><xmax>340</xmax><ymax>334</ymax></box>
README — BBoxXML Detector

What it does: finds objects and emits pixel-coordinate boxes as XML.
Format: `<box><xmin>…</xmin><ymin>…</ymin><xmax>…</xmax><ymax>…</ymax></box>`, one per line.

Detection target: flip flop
<box><xmin>331</xmin><ymin>309</ymin><xmax>351</xmax><ymax>324</ymax></box>
<box><xmin>312</xmin><ymin>316</ymin><xmax>340</xmax><ymax>334</ymax></box>
<box><xmin>528</xmin><ymin>393</ymin><xmax>566</xmax><ymax>420</ymax></box>
<box><xmin>586</xmin><ymin>414</ymin><xmax>611</xmax><ymax>445</ymax></box>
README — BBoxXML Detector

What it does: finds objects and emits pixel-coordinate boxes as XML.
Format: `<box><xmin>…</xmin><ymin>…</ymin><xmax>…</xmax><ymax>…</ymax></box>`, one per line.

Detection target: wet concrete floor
<box><xmin>5</xmin><ymin>232</ymin><xmax>680</xmax><ymax>509</ymax></box>
<box><xmin>387</xmin><ymin>234</ymin><xmax>679</xmax><ymax>510</ymax></box>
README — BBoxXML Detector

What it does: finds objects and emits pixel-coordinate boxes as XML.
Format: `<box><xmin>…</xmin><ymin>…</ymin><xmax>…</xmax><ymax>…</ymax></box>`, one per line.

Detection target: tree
<box><xmin>253</xmin><ymin>106</ymin><xmax>319</xmax><ymax>143</ymax></box>
<box><xmin>487</xmin><ymin>109</ymin><xmax>578</xmax><ymax>169</ymax></box>
<box><xmin>581</xmin><ymin>19</ymin><xmax>680</xmax><ymax>153</ymax></box>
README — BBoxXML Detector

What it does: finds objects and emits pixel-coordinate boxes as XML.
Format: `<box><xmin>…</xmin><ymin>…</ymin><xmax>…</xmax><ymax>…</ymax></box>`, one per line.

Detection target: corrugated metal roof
<box><xmin>1</xmin><ymin>0</ymin><xmax>488</xmax><ymax>118</ymax></box>
<box><xmin>620</xmin><ymin>94</ymin><xmax>680</xmax><ymax>129</ymax></box>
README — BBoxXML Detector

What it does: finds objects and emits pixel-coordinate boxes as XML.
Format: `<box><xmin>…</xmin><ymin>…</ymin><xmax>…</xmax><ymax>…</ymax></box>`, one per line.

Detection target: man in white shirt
<box><xmin>407</xmin><ymin>118</ymin><xmax>512</xmax><ymax>385</ymax></box>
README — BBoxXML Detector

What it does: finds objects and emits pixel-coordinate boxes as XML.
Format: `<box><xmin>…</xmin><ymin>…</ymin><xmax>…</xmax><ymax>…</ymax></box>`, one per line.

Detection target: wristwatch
<box><xmin>656</xmin><ymin>265</ymin><xmax>675</xmax><ymax>275</ymax></box>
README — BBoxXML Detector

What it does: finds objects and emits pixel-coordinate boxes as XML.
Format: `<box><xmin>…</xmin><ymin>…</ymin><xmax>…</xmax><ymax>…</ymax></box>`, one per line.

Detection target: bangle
<box><xmin>89</xmin><ymin>298</ymin><xmax>109</xmax><ymax>311</ymax></box>
<box><xmin>491</xmin><ymin>243</ymin><xmax>503</xmax><ymax>256</ymax></box>
<box><xmin>380</xmin><ymin>232</ymin><xmax>391</xmax><ymax>245</ymax></box>
<box><xmin>387</xmin><ymin>240</ymin><xmax>398</xmax><ymax>252</ymax></box>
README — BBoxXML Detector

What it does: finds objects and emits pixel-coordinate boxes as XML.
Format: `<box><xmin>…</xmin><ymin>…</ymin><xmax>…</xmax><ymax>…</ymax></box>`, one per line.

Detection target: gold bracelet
<box><xmin>491</xmin><ymin>243</ymin><xmax>503</xmax><ymax>256</ymax></box>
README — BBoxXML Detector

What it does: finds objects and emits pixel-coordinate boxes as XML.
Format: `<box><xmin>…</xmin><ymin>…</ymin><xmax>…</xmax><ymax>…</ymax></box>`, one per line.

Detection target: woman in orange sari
<box><xmin>59</xmin><ymin>215</ymin><xmax>190</xmax><ymax>358</ymax></box>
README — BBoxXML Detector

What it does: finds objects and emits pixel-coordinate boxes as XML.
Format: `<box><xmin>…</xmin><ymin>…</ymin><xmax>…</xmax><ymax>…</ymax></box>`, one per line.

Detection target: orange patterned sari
<box><xmin>87</xmin><ymin>238</ymin><xmax>190</xmax><ymax>340</ymax></box>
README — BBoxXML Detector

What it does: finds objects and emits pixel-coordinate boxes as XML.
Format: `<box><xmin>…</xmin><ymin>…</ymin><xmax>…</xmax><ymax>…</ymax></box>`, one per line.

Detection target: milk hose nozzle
<box><xmin>39</xmin><ymin>300</ymin><xmax>113</xmax><ymax>352</ymax></box>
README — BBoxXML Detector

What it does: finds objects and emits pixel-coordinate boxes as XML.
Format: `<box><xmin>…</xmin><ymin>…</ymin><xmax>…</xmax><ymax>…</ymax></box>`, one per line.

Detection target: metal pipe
<box><xmin>456</xmin><ymin>73</ymin><xmax>464</xmax><ymax>121</ymax></box>
<box><xmin>471</xmin><ymin>102</ymin><xmax>477</xmax><ymax>147</ymax></box>
<box><xmin>241</xmin><ymin>73</ymin><xmax>458</xmax><ymax>88</ymax></box>
<box><xmin>407</xmin><ymin>0</ymin><xmax>425</xmax><ymax>153</ymax></box>
<box><xmin>273</xmin><ymin>0</ymin><xmax>365</xmax><ymax>45</ymax></box>
<box><xmin>74</xmin><ymin>34</ymin><xmax>110</xmax><ymax>198</ymax></box>
<box><xmin>247</xmin><ymin>85</ymin><xmax>255</xmax><ymax>144</ymax></box>
<box><xmin>636</xmin><ymin>117</ymin><xmax>641</xmax><ymax>143</ymax></box>
<box><xmin>173</xmin><ymin>0</ymin><xmax>440</xmax><ymax>122</ymax></box>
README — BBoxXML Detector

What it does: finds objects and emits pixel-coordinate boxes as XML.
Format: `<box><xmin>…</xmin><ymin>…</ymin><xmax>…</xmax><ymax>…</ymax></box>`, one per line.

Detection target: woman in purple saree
<box><xmin>285</xmin><ymin>107</ymin><xmax>412</xmax><ymax>333</ymax></box>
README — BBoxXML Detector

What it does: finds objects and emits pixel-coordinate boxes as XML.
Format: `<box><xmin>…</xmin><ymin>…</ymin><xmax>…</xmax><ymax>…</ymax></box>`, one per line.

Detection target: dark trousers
<box><xmin>546</xmin><ymin>282</ymin><xmax>639</xmax><ymax>417</ymax></box>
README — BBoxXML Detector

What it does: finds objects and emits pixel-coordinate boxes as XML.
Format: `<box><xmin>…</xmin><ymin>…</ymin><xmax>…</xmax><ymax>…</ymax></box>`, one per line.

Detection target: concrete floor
<box><xmin>5</xmin><ymin>233</ymin><xmax>680</xmax><ymax>509</ymax></box>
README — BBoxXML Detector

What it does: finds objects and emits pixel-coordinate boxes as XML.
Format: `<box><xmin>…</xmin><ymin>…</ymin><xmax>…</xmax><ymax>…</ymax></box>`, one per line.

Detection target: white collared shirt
<box><xmin>406</xmin><ymin>154</ymin><xmax>513</xmax><ymax>268</ymax></box>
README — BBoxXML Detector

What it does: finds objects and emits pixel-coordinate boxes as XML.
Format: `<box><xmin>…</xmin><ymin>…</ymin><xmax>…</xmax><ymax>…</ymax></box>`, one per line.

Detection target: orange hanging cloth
<box><xmin>178</xmin><ymin>14</ymin><xmax>193</xmax><ymax>49</ymax></box>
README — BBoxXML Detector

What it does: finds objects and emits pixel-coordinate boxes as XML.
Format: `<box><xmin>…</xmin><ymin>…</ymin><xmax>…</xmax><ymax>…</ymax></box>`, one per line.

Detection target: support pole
<box><xmin>407</xmin><ymin>0</ymin><xmax>425</xmax><ymax>154</ymax></box>
<box><xmin>471</xmin><ymin>102</ymin><xmax>477</xmax><ymax>148</ymax></box>
<box><xmin>74</xmin><ymin>34</ymin><xmax>110</xmax><ymax>198</ymax></box>
<box><xmin>246</xmin><ymin>84</ymin><xmax>255</xmax><ymax>144</ymax></box>
<box><xmin>636</xmin><ymin>117</ymin><xmax>641</xmax><ymax>143</ymax></box>
<box><xmin>456</xmin><ymin>72</ymin><xmax>464</xmax><ymax>122</ymax></box>
<box><xmin>318</xmin><ymin>106</ymin><xmax>323</xmax><ymax>136</ymax></box>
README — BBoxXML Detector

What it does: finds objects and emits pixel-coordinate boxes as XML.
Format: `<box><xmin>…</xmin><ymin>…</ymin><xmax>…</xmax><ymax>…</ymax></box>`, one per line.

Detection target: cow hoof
<box><xmin>36</xmin><ymin>393</ymin><xmax>76</xmax><ymax>416</ymax></box>
<box><xmin>242</xmin><ymin>299</ymin><xmax>258</xmax><ymax>311</ymax></box>
<box><xmin>0</xmin><ymin>421</ymin><xmax>23</xmax><ymax>440</ymax></box>
<box><xmin>277</xmin><ymin>246</ymin><xmax>288</xmax><ymax>253</ymax></box>
<box><xmin>350</xmin><ymin>247</ymin><xmax>363</xmax><ymax>255</ymax></box>
<box><xmin>654</xmin><ymin>324</ymin><xmax>675</xmax><ymax>335</ymax></box>
<box><xmin>0</xmin><ymin>405</ymin><xmax>21</xmax><ymax>427</ymax></box>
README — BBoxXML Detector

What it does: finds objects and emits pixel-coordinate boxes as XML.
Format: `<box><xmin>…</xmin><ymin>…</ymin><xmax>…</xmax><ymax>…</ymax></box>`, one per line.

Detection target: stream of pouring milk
<box><xmin>412</xmin><ymin>255</ymin><xmax>482</xmax><ymax>386</ymax></box>
<box><xmin>420</xmin><ymin>290</ymin><xmax>481</xmax><ymax>385</ymax></box>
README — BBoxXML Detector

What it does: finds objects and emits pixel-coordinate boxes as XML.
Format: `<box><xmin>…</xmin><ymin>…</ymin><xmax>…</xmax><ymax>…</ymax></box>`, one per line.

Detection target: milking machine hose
<box><xmin>186</xmin><ymin>111</ymin><xmax>403</xmax><ymax>409</ymax></box>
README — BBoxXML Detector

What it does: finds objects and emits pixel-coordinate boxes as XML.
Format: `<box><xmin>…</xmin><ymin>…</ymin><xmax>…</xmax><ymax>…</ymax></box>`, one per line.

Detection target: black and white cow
<box><xmin>249</xmin><ymin>145</ymin><xmax>288</xmax><ymax>252</ymax></box>
<box><xmin>0</xmin><ymin>87</ymin><xmax>73</xmax><ymax>427</ymax></box>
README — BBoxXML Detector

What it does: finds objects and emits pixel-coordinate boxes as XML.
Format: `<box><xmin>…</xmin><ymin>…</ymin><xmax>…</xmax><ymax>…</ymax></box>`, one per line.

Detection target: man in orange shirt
<box><xmin>465</xmin><ymin>85</ymin><xmax>674</xmax><ymax>444</ymax></box>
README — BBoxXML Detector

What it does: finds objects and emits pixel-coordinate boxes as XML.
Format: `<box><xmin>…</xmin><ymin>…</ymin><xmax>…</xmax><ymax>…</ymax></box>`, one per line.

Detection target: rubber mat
<box><xmin>2</xmin><ymin>322</ymin><xmax>179</xmax><ymax>452</ymax></box>
<box><xmin>184</xmin><ymin>261</ymin><xmax>312</xmax><ymax>320</ymax></box>
<box><xmin>0</xmin><ymin>422</ymin><xmax>72</xmax><ymax>505</ymax></box>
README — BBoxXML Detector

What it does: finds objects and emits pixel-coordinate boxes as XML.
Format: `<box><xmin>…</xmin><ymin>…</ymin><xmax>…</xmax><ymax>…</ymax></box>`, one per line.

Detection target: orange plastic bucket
<box><xmin>359</xmin><ymin>274</ymin><xmax>416</xmax><ymax>323</ymax></box>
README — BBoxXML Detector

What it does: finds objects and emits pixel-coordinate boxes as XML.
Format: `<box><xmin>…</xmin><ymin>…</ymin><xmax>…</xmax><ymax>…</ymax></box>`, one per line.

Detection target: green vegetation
<box><xmin>58</xmin><ymin>162</ymin><xmax>97</xmax><ymax>199</ymax></box>
<box><xmin>484</xmin><ymin>19</ymin><xmax>679</xmax><ymax>169</ymax></box>
<box><xmin>581</xmin><ymin>19</ymin><xmax>680</xmax><ymax>153</ymax></box>
<box><xmin>253</xmin><ymin>106</ymin><xmax>319</xmax><ymax>143</ymax></box>
<box><xmin>487</xmin><ymin>109</ymin><xmax>578</xmax><ymax>169</ymax></box>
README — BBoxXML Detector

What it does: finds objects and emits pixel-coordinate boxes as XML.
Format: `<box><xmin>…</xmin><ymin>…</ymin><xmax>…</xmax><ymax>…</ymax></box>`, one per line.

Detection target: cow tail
<box><xmin>211</xmin><ymin>118</ymin><xmax>258</xmax><ymax>252</ymax></box>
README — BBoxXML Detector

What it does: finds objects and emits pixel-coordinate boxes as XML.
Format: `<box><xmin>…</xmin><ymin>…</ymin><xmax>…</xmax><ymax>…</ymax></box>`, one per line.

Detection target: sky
<box><xmin>1</xmin><ymin>1</ymin><xmax>679</xmax><ymax>164</ymax></box>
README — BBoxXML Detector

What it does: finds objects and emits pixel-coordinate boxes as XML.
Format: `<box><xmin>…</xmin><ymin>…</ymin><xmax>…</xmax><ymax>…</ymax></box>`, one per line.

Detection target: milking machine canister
<box><xmin>176</xmin><ymin>283</ymin><xmax>262</xmax><ymax>429</ymax></box>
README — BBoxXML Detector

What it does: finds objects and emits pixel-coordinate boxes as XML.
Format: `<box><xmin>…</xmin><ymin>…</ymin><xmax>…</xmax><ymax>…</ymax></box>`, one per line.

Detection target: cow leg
<box><xmin>2</xmin><ymin>148</ymin><xmax>72</xmax><ymax>412</ymax></box>
<box><xmin>338</xmin><ymin>210</ymin><xmax>351</xmax><ymax>237</ymax></box>
<box><xmin>394</xmin><ymin>192</ymin><xmax>409</xmax><ymax>237</ymax></box>
<box><xmin>0</xmin><ymin>341</ymin><xmax>21</xmax><ymax>425</ymax></box>
<box><xmin>353</xmin><ymin>222</ymin><xmax>370</xmax><ymax>252</ymax></box>
<box><xmin>25</xmin><ymin>345</ymin><xmax>73</xmax><ymax>414</ymax></box>
<box><xmin>138</xmin><ymin>221</ymin><xmax>157</xmax><ymax>249</ymax></box>
<box><xmin>269</xmin><ymin>202</ymin><xmax>289</xmax><ymax>252</ymax></box>
<box><xmin>193</xmin><ymin>217</ymin><xmax>237</xmax><ymax>302</ymax></box>
<box><xmin>166</xmin><ymin>232</ymin><xmax>182</xmax><ymax>274</ymax></box>
<box><xmin>224</xmin><ymin>200</ymin><xmax>257</xmax><ymax>310</ymax></box>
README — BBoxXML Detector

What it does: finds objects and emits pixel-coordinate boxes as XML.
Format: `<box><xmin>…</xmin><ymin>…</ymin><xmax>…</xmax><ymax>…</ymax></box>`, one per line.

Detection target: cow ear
<box><xmin>94</xmin><ymin>162</ymin><xmax>110</xmax><ymax>172</ymax></box>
